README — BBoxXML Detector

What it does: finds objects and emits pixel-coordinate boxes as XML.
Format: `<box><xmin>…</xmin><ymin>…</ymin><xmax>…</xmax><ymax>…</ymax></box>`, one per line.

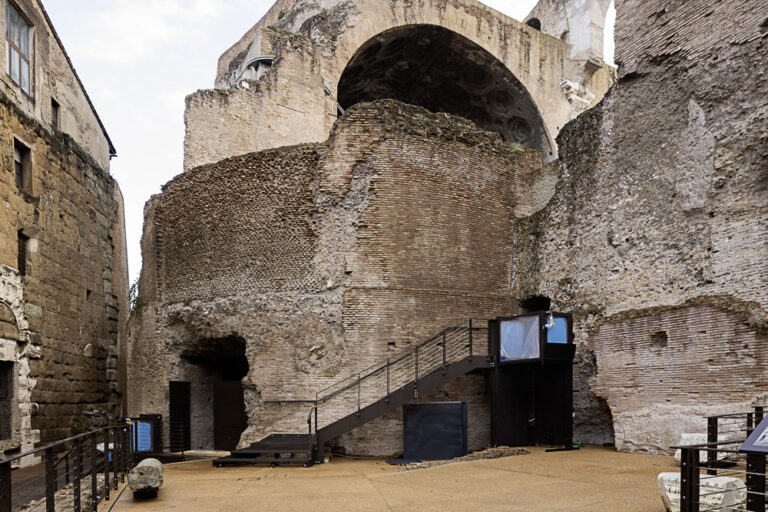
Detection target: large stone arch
<box><xmin>184</xmin><ymin>0</ymin><xmax>615</xmax><ymax>170</ymax></box>
<box><xmin>336</xmin><ymin>24</ymin><xmax>553</xmax><ymax>155</ymax></box>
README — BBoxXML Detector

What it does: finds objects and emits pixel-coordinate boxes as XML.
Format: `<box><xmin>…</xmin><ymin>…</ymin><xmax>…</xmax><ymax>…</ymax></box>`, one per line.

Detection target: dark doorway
<box><xmin>178</xmin><ymin>335</ymin><xmax>249</xmax><ymax>450</ymax></box>
<box><xmin>214</xmin><ymin>381</ymin><xmax>247</xmax><ymax>450</ymax></box>
<box><xmin>169</xmin><ymin>381</ymin><xmax>191</xmax><ymax>452</ymax></box>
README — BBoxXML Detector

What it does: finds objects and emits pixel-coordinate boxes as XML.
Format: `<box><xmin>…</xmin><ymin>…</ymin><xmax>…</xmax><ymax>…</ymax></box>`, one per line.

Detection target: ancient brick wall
<box><xmin>130</xmin><ymin>101</ymin><xmax>545</xmax><ymax>454</ymax></box>
<box><xmin>591</xmin><ymin>302</ymin><xmax>768</xmax><ymax>453</ymax></box>
<box><xmin>514</xmin><ymin>0</ymin><xmax>768</xmax><ymax>452</ymax></box>
<box><xmin>0</xmin><ymin>89</ymin><xmax>126</xmax><ymax>452</ymax></box>
<box><xmin>157</xmin><ymin>145</ymin><xmax>325</xmax><ymax>304</ymax></box>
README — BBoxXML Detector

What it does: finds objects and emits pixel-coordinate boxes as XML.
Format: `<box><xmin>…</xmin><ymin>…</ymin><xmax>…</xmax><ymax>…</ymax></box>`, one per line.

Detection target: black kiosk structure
<box><xmin>488</xmin><ymin>312</ymin><xmax>576</xmax><ymax>448</ymax></box>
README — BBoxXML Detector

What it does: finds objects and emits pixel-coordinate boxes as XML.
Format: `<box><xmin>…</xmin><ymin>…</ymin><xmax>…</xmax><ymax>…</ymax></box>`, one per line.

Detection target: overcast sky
<box><xmin>44</xmin><ymin>0</ymin><xmax>615</xmax><ymax>283</ymax></box>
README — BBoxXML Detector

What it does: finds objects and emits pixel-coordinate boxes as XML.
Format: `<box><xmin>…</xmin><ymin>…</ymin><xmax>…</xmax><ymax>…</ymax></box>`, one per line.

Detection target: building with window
<box><xmin>0</xmin><ymin>0</ymin><xmax>128</xmax><ymax>466</ymax></box>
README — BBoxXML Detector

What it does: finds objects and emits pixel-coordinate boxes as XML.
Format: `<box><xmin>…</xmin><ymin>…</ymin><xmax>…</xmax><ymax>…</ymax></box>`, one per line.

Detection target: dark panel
<box><xmin>491</xmin><ymin>365</ymin><xmax>532</xmax><ymax>446</ymax></box>
<box><xmin>0</xmin><ymin>362</ymin><xmax>13</xmax><ymax>440</ymax></box>
<box><xmin>169</xmin><ymin>381</ymin><xmax>191</xmax><ymax>452</ymax></box>
<box><xmin>214</xmin><ymin>381</ymin><xmax>247</xmax><ymax>451</ymax></box>
<box><xmin>403</xmin><ymin>402</ymin><xmax>468</xmax><ymax>461</ymax></box>
<box><xmin>534</xmin><ymin>362</ymin><xmax>573</xmax><ymax>446</ymax></box>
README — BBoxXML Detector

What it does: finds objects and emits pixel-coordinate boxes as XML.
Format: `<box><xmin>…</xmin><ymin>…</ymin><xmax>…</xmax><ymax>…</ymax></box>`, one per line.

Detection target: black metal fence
<box><xmin>673</xmin><ymin>406</ymin><xmax>768</xmax><ymax>512</ymax></box>
<box><xmin>0</xmin><ymin>423</ymin><xmax>134</xmax><ymax>512</ymax></box>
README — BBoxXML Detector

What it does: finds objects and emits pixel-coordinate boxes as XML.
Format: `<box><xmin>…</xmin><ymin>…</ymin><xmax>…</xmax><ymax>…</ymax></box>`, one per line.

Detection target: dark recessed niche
<box><xmin>337</xmin><ymin>24</ymin><xmax>550</xmax><ymax>154</ymax></box>
<box><xmin>519</xmin><ymin>295</ymin><xmax>551</xmax><ymax>313</ymax></box>
<box><xmin>651</xmin><ymin>331</ymin><xmax>668</xmax><ymax>348</ymax></box>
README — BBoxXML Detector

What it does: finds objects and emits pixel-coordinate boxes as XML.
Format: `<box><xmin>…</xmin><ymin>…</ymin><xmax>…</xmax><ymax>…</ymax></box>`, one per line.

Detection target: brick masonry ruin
<box><xmin>128</xmin><ymin>0</ymin><xmax>768</xmax><ymax>456</ymax></box>
<box><xmin>514</xmin><ymin>0</ymin><xmax>768</xmax><ymax>453</ymax></box>
<box><xmin>129</xmin><ymin>100</ymin><xmax>554</xmax><ymax>454</ymax></box>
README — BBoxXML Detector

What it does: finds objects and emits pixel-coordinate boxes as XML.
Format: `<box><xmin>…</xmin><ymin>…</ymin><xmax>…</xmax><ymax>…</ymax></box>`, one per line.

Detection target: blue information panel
<box><xmin>134</xmin><ymin>421</ymin><xmax>153</xmax><ymax>452</ymax></box>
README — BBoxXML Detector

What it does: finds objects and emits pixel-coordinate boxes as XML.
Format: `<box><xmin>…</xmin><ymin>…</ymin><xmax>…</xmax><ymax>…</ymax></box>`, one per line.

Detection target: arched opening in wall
<box><xmin>178</xmin><ymin>336</ymin><xmax>249</xmax><ymax>451</ymax></box>
<box><xmin>337</xmin><ymin>25</ymin><xmax>554</xmax><ymax>160</ymax></box>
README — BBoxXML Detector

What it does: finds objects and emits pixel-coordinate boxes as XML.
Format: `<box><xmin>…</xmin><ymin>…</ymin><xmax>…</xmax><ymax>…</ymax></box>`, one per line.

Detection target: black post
<box><xmin>114</xmin><ymin>428</ymin><xmax>120</xmax><ymax>490</ymax></box>
<box><xmin>65</xmin><ymin>452</ymin><xmax>70</xmax><ymax>486</ymax></box>
<box><xmin>91</xmin><ymin>434</ymin><xmax>98</xmax><ymax>510</ymax></box>
<box><xmin>468</xmin><ymin>319</ymin><xmax>473</xmax><ymax>361</ymax></box>
<box><xmin>386</xmin><ymin>361</ymin><xmax>390</xmax><ymax>401</ymax></box>
<box><xmin>121</xmin><ymin>425</ymin><xmax>127</xmax><ymax>483</ymax></box>
<box><xmin>680</xmin><ymin>447</ymin><xmax>699</xmax><ymax>512</ymax></box>
<box><xmin>442</xmin><ymin>332</ymin><xmax>447</xmax><ymax>374</ymax></box>
<box><xmin>707</xmin><ymin>417</ymin><xmax>718</xmax><ymax>476</ymax></box>
<box><xmin>746</xmin><ymin>452</ymin><xmax>766</xmax><ymax>512</ymax></box>
<box><xmin>45</xmin><ymin>447</ymin><xmax>55</xmax><ymax>512</ymax></box>
<box><xmin>756</xmin><ymin>406</ymin><xmax>764</xmax><ymax>424</ymax></box>
<box><xmin>0</xmin><ymin>460</ymin><xmax>10</xmax><ymax>512</ymax></box>
<box><xmin>414</xmin><ymin>348</ymin><xmax>419</xmax><ymax>398</ymax></box>
<box><xmin>104</xmin><ymin>429</ymin><xmax>110</xmax><ymax>501</ymax></box>
<box><xmin>487</xmin><ymin>320</ymin><xmax>493</xmax><ymax>365</ymax></box>
<box><xmin>74</xmin><ymin>438</ymin><xmax>82</xmax><ymax>512</ymax></box>
<box><xmin>314</xmin><ymin>404</ymin><xmax>318</xmax><ymax>435</ymax></box>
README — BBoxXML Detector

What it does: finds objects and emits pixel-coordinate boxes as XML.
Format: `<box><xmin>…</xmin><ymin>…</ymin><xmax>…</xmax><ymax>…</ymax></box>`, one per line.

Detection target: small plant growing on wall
<box><xmin>129</xmin><ymin>279</ymin><xmax>146</xmax><ymax>317</ymax></box>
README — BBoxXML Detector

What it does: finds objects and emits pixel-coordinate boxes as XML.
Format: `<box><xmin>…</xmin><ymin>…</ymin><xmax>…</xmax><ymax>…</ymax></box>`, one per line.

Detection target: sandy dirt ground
<box><xmin>100</xmin><ymin>446</ymin><xmax>677</xmax><ymax>511</ymax></box>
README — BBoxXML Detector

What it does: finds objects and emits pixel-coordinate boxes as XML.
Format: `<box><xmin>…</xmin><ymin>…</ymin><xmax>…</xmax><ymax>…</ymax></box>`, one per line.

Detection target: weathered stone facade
<box><xmin>128</xmin><ymin>100</ymin><xmax>554</xmax><ymax>454</ymax></box>
<box><xmin>515</xmin><ymin>0</ymin><xmax>768</xmax><ymax>452</ymax></box>
<box><xmin>183</xmin><ymin>0</ymin><xmax>615</xmax><ymax>170</ymax></box>
<box><xmin>0</xmin><ymin>0</ymin><xmax>128</xmax><ymax>464</ymax></box>
<box><xmin>129</xmin><ymin>0</ymin><xmax>766</xmax><ymax>457</ymax></box>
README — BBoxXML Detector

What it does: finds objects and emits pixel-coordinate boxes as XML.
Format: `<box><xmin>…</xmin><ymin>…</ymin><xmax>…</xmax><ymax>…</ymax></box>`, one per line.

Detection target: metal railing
<box><xmin>307</xmin><ymin>319</ymin><xmax>489</xmax><ymax>436</ymax></box>
<box><xmin>0</xmin><ymin>423</ymin><xmax>134</xmax><ymax>512</ymax></box>
<box><xmin>673</xmin><ymin>406</ymin><xmax>768</xmax><ymax>512</ymax></box>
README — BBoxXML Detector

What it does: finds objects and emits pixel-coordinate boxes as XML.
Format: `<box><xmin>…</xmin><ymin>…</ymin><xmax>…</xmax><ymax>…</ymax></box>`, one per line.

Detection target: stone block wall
<box><xmin>0</xmin><ymin>89</ymin><xmax>126</xmax><ymax>452</ymax></box>
<box><xmin>0</xmin><ymin>0</ymin><xmax>114</xmax><ymax>168</ymax></box>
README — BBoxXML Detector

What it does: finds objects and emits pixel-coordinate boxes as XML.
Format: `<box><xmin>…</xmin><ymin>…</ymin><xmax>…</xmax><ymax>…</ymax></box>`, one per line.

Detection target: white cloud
<box><xmin>56</xmin><ymin>0</ymin><xmax>238</xmax><ymax>65</ymax></box>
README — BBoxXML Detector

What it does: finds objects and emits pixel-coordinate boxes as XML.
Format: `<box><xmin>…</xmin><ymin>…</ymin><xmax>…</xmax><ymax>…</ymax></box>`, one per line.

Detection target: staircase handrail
<box><xmin>315</xmin><ymin>322</ymin><xmax>487</xmax><ymax>403</ymax></box>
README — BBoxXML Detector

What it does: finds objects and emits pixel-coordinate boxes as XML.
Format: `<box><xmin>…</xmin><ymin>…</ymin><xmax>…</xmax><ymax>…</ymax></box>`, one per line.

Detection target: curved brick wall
<box><xmin>156</xmin><ymin>144</ymin><xmax>324</xmax><ymax>304</ymax></box>
<box><xmin>130</xmin><ymin>101</ymin><xmax>551</xmax><ymax>454</ymax></box>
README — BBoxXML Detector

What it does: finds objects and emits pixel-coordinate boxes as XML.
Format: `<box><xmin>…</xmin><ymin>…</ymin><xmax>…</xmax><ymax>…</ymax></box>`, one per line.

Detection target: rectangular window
<box><xmin>13</xmin><ymin>137</ymin><xmax>30</xmax><ymax>191</ymax></box>
<box><xmin>5</xmin><ymin>1</ymin><xmax>30</xmax><ymax>95</ymax></box>
<box><xmin>0</xmin><ymin>361</ymin><xmax>13</xmax><ymax>440</ymax></box>
<box><xmin>51</xmin><ymin>98</ymin><xmax>59</xmax><ymax>130</ymax></box>
<box><xmin>17</xmin><ymin>230</ymin><xmax>27</xmax><ymax>276</ymax></box>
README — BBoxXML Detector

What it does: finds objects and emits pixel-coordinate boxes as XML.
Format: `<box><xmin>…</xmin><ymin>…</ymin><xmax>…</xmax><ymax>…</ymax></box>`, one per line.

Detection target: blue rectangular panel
<box><xmin>134</xmin><ymin>421</ymin><xmax>153</xmax><ymax>452</ymax></box>
<box><xmin>547</xmin><ymin>317</ymin><xmax>568</xmax><ymax>344</ymax></box>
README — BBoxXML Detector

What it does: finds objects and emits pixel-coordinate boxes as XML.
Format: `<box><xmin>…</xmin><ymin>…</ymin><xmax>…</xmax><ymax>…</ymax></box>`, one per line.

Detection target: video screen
<box><xmin>500</xmin><ymin>316</ymin><xmax>540</xmax><ymax>361</ymax></box>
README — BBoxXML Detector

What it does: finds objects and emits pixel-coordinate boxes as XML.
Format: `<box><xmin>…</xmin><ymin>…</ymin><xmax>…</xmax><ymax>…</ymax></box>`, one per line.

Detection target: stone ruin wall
<box><xmin>183</xmin><ymin>0</ymin><xmax>615</xmax><ymax>171</ymax></box>
<box><xmin>129</xmin><ymin>101</ymin><xmax>554</xmax><ymax>455</ymax></box>
<box><xmin>0</xmin><ymin>89</ymin><xmax>127</xmax><ymax>458</ymax></box>
<box><xmin>515</xmin><ymin>0</ymin><xmax>768</xmax><ymax>452</ymax></box>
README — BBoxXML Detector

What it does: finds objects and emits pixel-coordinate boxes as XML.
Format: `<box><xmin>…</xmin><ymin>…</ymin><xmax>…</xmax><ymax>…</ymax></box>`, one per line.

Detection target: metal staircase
<box><xmin>213</xmin><ymin>320</ymin><xmax>489</xmax><ymax>467</ymax></box>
